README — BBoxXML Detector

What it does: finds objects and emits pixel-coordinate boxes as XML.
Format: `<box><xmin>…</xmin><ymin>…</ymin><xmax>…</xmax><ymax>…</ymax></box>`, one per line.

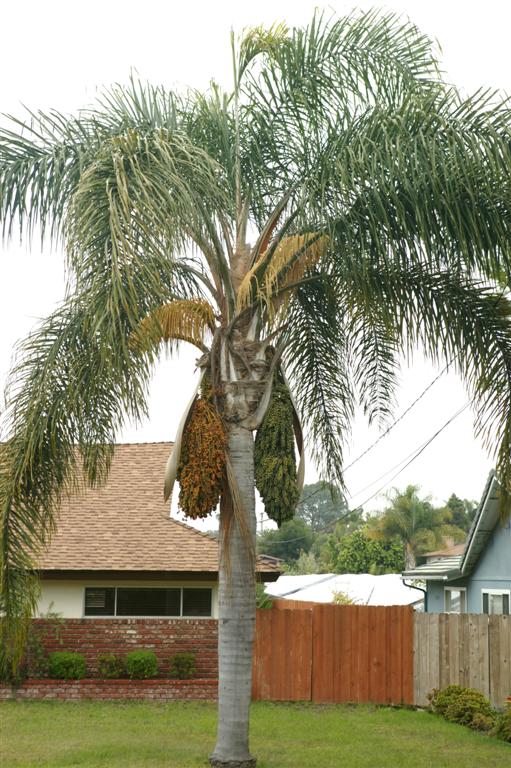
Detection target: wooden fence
<box><xmin>414</xmin><ymin>613</ymin><xmax>511</xmax><ymax>708</ymax></box>
<box><xmin>252</xmin><ymin>605</ymin><xmax>511</xmax><ymax>707</ymax></box>
<box><xmin>253</xmin><ymin>604</ymin><xmax>414</xmax><ymax>704</ymax></box>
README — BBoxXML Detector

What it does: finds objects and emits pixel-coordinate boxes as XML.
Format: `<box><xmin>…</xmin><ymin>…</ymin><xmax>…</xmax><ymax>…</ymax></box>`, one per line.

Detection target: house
<box><xmin>402</xmin><ymin>471</ymin><xmax>511</xmax><ymax>614</ymax></box>
<box><xmin>415</xmin><ymin>542</ymin><xmax>465</xmax><ymax>566</ymax></box>
<box><xmin>35</xmin><ymin>442</ymin><xmax>280</xmax><ymax>619</ymax></box>
<box><xmin>266</xmin><ymin>572</ymin><xmax>424</xmax><ymax>608</ymax></box>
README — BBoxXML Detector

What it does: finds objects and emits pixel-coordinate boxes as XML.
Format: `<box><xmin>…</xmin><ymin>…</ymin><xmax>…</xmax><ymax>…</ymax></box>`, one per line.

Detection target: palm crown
<box><xmin>1</xmin><ymin>11</ymin><xmax>511</xmax><ymax>765</ymax></box>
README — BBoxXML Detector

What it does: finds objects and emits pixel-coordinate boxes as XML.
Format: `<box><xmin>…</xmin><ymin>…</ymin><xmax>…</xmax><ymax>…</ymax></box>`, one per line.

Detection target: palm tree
<box><xmin>368</xmin><ymin>485</ymin><xmax>466</xmax><ymax>568</ymax></box>
<box><xmin>1</xmin><ymin>11</ymin><xmax>511</xmax><ymax>766</ymax></box>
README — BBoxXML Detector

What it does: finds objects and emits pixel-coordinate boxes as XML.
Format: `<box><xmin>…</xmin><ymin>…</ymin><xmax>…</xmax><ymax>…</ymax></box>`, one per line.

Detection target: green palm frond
<box><xmin>325</xmin><ymin>88</ymin><xmax>511</xmax><ymax>280</ymax></box>
<box><xmin>338</xmin><ymin>263</ymin><xmax>511</xmax><ymax>499</ymax></box>
<box><xmin>283</xmin><ymin>277</ymin><xmax>354</xmax><ymax>489</ymax></box>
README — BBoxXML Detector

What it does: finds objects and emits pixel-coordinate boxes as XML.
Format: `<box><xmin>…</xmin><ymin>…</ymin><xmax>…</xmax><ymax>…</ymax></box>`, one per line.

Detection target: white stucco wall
<box><xmin>37</xmin><ymin>579</ymin><xmax>219</xmax><ymax>619</ymax></box>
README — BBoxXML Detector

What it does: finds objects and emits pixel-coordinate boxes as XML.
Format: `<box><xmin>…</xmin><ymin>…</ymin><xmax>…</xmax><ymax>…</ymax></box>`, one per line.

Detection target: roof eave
<box><xmin>401</xmin><ymin>569</ymin><xmax>462</xmax><ymax>581</ymax></box>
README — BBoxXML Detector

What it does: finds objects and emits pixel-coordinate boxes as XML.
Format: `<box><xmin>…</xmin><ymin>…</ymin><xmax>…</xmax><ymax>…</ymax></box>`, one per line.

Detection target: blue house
<box><xmin>402</xmin><ymin>472</ymin><xmax>511</xmax><ymax>614</ymax></box>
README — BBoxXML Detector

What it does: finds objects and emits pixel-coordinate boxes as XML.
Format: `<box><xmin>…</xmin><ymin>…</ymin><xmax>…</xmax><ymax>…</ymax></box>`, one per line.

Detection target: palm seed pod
<box><xmin>254</xmin><ymin>380</ymin><xmax>299</xmax><ymax>527</ymax></box>
<box><xmin>177</xmin><ymin>396</ymin><xmax>226</xmax><ymax>519</ymax></box>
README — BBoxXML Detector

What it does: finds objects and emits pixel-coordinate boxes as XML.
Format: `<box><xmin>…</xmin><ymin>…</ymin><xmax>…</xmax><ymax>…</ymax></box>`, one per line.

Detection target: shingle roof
<box><xmin>36</xmin><ymin>442</ymin><xmax>279</xmax><ymax>577</ymax></box>
<box><xmin>423</xmin><ymin>543</ymin><xmax>465</xmax><ymax>558</ymax></box>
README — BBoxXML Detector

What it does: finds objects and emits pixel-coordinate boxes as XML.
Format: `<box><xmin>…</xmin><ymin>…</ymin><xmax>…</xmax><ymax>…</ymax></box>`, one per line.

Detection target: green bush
<box><xmin>125</xmin><ymin>650</ymin><xmax>158</xmax><ymax>679</ymax></box>
<box><xmin>429</xmin><ymin>685</ymin><xmax>465</xmax><ymax>716</ymax></box>
<box><xmin>445</xmin><ymin>689</ymin><xmax>496</xmax><ymax>729</ymax></box>
<box><xmin>255</xmin><ymin>583</ymin><xmax>273</xmax><ymax>609</ymax></box>
<box><xmin>429</xmin><ymin>685</ymin><xmax>496</xmax><ymax>731</ymax></box>
<box><xmin>98</xmin><ymin>653</ymin><xmax>126</xmax><ymax>679</ymax></box>
<box><xmin>47</xmin><ymin>652</ymin><xmax>86</xmax><ymax>680</ymax></box>
<box><xmin>169</xmin><ymin>652</ymin><xmax>196</xmax><ymax>679</ymax></box>
<box><xmin>492</xmin><ymin>702</ymin><xmax>511</xmax><ymax>743</ymax></box>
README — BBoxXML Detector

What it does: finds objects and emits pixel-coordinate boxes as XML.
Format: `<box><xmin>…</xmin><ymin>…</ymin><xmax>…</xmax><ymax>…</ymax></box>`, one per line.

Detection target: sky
<box><xmin>0</xmin><ymin>1</ymin><xmax>510</xmax><ymax>529</ymax></box>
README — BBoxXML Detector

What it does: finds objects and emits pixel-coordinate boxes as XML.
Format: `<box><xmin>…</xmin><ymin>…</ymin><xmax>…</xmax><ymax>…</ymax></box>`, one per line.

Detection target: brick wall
<box><xmin>28</xmin><ymin>618</ymin><xmax>218</xmax><ymax>678</ymax></box>
<box><xmin>0</xmin><ymin>679</ymin><xmax>217</xmax><ymax>701</ymax></box>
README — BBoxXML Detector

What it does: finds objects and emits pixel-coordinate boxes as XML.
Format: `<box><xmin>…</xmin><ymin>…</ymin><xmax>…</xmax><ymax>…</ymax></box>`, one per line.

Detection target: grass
<box><xmin>1</xmin><ymin>701</ymin><xmax>509</xmax><ymax>767</ymax></box>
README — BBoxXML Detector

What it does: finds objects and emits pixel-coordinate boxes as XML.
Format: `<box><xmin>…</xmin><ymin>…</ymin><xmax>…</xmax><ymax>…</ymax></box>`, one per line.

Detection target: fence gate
<box><xmin>252</xmin><ymin>604</ymin><xmax>414</xmax><ymax>704</ymax></box>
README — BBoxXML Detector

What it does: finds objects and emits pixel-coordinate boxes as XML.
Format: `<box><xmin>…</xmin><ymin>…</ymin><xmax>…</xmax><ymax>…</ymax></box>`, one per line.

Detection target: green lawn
<box><xmin>1</xmin><ymin>701</ymin><xmax>509</xmax><ymax>767</ymax></box>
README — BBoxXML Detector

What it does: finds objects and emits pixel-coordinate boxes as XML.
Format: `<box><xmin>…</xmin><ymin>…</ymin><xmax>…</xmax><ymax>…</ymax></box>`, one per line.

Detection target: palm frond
<box><xmin>237</xmin><ymin>232</ymin><xmax>327</xmax><ymax>316</ymax></box>
<box><xmin>283</xmin><ymin>277</ymin><xmax>354</xmax><ymax>489</ymax></box>
<box><xmin>339</xmin><ymin>262</ymin><xmax>511</xmax><ymax>502</ymax></box>
<box><xmin>325</xmin><ymin>88</ymin><xmax>511</xmax><ymax>282</ymax></box>
<box><xmin>132</xmin><ymin>298</ymin><xmax>216</xmax><ymax>353</ymax></box>
<box><xmin>0</xmin><ymin>110</ymin><xmax>101</xmax><ymax>242</ymax></box>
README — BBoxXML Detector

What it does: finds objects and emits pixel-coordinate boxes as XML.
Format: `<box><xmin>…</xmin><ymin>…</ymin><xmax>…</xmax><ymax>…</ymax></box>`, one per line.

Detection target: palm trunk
<box><xmin>210</xmin><ymin>423</ymin><xmax>257</xmax><ymax>768</ymax></box>
<box><xmin>405</xmin><ymin>543</ymin><xmax>415</xmax><ymax>569</ymax></box>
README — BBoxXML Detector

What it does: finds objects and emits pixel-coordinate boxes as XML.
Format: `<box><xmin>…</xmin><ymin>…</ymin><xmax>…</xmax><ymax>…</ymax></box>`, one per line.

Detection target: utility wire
<box><xmin>294</xmin><ymin>357</ymin><xmax>456</xmax><ymax>511</ymax></box>
<box><xmin>343</xmin><ymin>360</ymin><xmax>455</xmax><ymax>473</ymax></box>
<box><xmin>297</xmin><ymin>286</ymin><xmax>508</xmax><ymax>504</ymax></box>
<box><xmin>259</xmin><ymin>402</ymin><xmax>470</xmax><ymax>548</ymax></box>
<box><xmin>351</xmin><ymin>403</ymin><xmax>470</xmax><ymax>509</ymax></box>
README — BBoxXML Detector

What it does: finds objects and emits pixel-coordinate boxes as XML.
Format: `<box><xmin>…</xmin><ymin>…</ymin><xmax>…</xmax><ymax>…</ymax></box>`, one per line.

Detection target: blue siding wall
<box><xmin>426</xmin><ymin>519</ymin><xmax>511</xmax><ymax>613</ymax></box>
<box><xmin>466</xmin><ymin>518</ymin><xmax>511</xmax><ymax>612</ymax></box>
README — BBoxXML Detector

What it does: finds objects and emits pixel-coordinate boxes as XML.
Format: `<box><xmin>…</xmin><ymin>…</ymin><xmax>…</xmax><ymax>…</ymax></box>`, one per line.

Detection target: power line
<box><xmin>294</xmin><ymin>357</ymin><xmax>457</xmax><ymax>512</ymax></box>
<box><xmin>259</xmin><ymin>401</ymin><xmax>470</xmax><ymax>548</ymax></box>
<box><xmin>352</xmin><ymin>403</ymin><xmax>470</xmax><ymax>510</ymax></box>
<box><xmin>343</xmin><ymin>360</ymin><xmax>454</xmax><ymax>473</ymax></box>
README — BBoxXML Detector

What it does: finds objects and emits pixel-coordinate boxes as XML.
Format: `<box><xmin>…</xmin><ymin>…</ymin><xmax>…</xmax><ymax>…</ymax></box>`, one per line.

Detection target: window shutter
<box><xmin>84</xmin><ymin>587</ymin><xmax>115</xmax><ymax>616</ymax></box>
<box><xmin>482</xmin><ymin>592</ymin><xmax>489</xmax><ymax>614</ymax></box>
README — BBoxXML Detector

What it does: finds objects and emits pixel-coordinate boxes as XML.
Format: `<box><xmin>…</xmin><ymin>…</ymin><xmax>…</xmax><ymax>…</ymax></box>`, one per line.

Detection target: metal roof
<box><xmin>402</xmin><ymin>471</ymin><xmax>502</xmax><ymax>582</ymax></box>
<box><xmin>402</xmin><ymin>555</ymin><xmax>462</xmax><ymax>581</ymax></box>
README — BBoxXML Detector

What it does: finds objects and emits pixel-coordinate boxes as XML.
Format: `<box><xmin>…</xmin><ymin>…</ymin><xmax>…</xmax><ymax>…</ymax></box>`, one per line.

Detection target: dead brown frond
<box><xmin>131</xmin><ymin>299</ymin><xmax>216</xmax><ymax>353</ymax></box>
<box><xmin>236</xmin><ymin>233</ymin><xmax>328</xmax><ymax>315</ymax></box>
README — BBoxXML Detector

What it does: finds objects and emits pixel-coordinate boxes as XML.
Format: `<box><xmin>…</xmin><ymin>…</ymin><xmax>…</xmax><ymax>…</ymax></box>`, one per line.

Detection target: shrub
<box><xmin>255</xmin><ymin>583</ymin><xmax>273</xmax><ymax>609</ymax></box>
<box><xmin>169</xmin><ymin>652</ymin><xmax>196</xmax><ymax>679</ymax></box>
<box><xmin>429</xmin><ymin>685</ymin><xmax>496</xmax><ymax>731</ymax></box>
<box><xmin>47</xmin><ymin>652</ymin><xmax>86</xmax><ymax>680</ymax></box>
<box><xmin>98</xmin><ymin>653</ymin><xmax>126</xmax><ymax>679</ymax></box>
<box><xmin>429</xmin><ymin>685</ymin><xmax>465</xmax><ymax>716</ymax></box>
<box><xmin>444</xmin><ymin>689</ymin><xmax>496</xmax><ymax>729</ymax></box>
<box><xmin>492</xmin><ymin>701</ymin><xmax>511</xmax><ymax>743</ymax></box>
<box><xmin>125</xmin><ymin>650</ymin><xmax>158</xmax><ymax>679</ymax></box>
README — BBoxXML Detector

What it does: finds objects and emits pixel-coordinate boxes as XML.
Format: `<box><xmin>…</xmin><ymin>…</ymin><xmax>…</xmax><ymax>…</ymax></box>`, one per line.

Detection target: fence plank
<box><xmin>489</xmin><ymin>614</ymin><xmax>511</xmax><ymax>708</ymax></box>
<box><xmin>401</xmin><ymin>605</ymin><xmax>415</xmax><ymax>705</ymax></box>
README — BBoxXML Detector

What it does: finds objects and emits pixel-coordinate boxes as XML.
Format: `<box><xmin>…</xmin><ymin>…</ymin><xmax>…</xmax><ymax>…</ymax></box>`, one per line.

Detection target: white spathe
<box><xmin>267</xmin><ymin>573</ymin><xmax>423</xmax><ymax>607</ymax></box>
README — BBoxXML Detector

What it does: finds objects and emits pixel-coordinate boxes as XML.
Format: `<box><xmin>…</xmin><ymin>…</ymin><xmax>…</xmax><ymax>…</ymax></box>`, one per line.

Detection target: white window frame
<box><xmin>444</xmin><ymin>586</ymin><xmax>467</xmax><ymax>613</ymax></box>
<box><xmin>481</xmin><ymin>589</ymin><xmax>511</xmax><ymax>615</ymax></box>
<box><xmin>82</xmin><ymin>585</ymin><xmax>213</xmax><ymax>619</ymax></box>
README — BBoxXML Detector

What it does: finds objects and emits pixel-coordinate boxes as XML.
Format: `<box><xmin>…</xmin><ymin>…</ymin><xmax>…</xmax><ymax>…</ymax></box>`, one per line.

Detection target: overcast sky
<box><xmin>1</xmin><ymin>1</ymin><xmax>510</xmax><ymax>526</ymax></box>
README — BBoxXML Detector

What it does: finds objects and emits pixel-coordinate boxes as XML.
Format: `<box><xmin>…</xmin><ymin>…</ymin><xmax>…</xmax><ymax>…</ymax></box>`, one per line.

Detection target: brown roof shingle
<box><xmin>37</xmin><ymin>442</ymin><xmax>278</xmax><ymax>576</ymax></box>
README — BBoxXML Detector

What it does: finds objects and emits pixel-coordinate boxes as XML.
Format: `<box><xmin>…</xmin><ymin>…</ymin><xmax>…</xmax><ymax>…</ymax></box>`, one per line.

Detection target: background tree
<box><xmin>443</xmin><ymin>494</ymin><xmax>478</xmax><ymax>533</ymax></box>
<box><xmin>257</xmin><ymin>519</ymin><xmax>314</xmax><ymax>565</ymax></box>
<box><xmin>2</xmin><ymin>12</ymin><xmax>511</xmax><ymax>768</ymax></box>
<box><xmin>295</xmin><ymin>482</ymin><xmax>351</xmax><ymax>532</ymax></box>
<box><xmin>368</xmin><ymin>485</ymin><xmax>466</xmax><ymax>568</ymax></box>
<box><xmin>330</xmin><ymin>530</ymin><xmax>405</xmax><ymax>574</ymax></box>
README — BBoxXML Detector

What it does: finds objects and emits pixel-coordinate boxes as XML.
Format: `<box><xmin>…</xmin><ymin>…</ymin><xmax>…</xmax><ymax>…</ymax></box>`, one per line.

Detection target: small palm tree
<box><xmin>2</xmin><ymin>12</ymin><xmax>511</xmax><ymax>767</ymax></box>
<box><xmin>369</xmin><ymin>485</ymin><xmax>466</xmax><ymax>568</ymax></box>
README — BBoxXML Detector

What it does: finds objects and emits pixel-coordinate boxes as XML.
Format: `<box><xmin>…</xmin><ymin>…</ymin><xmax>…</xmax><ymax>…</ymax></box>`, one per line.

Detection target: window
<box><xmin>116</xmin><ymin>588</ymin><xmax>181</xmax><ymax>617</ymax></box>
<box><xmin>444</xmin><ymin>587</ymin><xmax>466</xmax><ymax>613</ymax></box>
<box><xmin>183</xmin><ymin>588</ymin><xmax>212</xmax><ymax>617</ymax></box>
<box><xmin>84</xmin><ymin>587</ymin><xmax>115</xmax><ymax>616</ymax></box>
<box><xmin>84</xmin><ymin>587</ymin><xmax>212</xmax><ymax>617</ymax></box>
<box><xmin>482</xmin><ymin>590</ymin><xmax>510</xmax><ymax>615</ymax></box>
